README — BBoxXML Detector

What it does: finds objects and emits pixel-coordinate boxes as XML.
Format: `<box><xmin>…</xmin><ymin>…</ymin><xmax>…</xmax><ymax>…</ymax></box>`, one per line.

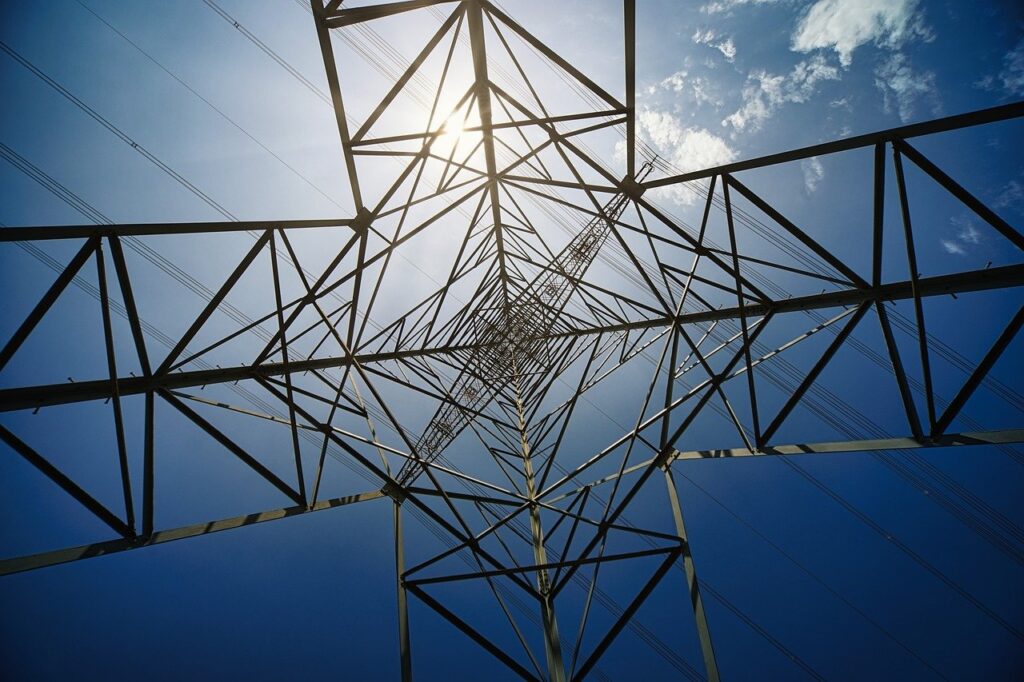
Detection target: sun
<box><xmin>429</xmin><ymin>105</ymin><xmax>483</xmax><ymax>158</ymax></box>
<box><xmin>433</xmin><ymin>122</ymin><xmax>464</xmax><ymax>152</ymax></box>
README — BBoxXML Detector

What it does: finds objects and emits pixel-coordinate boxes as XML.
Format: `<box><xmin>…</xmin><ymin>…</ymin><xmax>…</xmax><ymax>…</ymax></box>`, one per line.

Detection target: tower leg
<box><xmin>515</xmin><ymin>372</ymin><xmax>566</xmax><ymax>682</ymax></box>
<box><xmin>394</xmin><ymin>501</ymin><xmax>412</xmax><ymax>682</ymax></box>
<box><xmin>664</xmin><ymin>467</ymin><xmax>720</xmax><ymax>682</ymax></box>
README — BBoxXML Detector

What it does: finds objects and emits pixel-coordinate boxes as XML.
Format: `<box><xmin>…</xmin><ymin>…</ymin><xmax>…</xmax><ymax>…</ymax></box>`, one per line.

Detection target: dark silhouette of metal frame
<box><xmin>2</xmin><ymin>2</ymin><xmax>1023</xmax><ymax>680</ymax></box>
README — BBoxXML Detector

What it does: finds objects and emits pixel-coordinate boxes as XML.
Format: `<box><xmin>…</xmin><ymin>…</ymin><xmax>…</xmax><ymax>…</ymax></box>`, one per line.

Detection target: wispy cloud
<box><xmin>940</xmin><ymin>239</ymin><xmax>966</xmax><ymax>256</ymax></box>
<box><xmin>692</xmin><ymin>29</ymin><xmax>737</xmax><ymax>62</ymax></box>
<box><xmin>801</xmin><ymin>156</ymin><xmax>824</xmax><ymax>193</ymax></box>
<box><xmin>701</xmin><ymin>0</ymin><xmax>779</xmax><ymax>15</ymax></box>
<box><xmin>976</xmin><ymin>38</ymin><xmax>1024</xmax><ymax>98</ymax></box>
<box><xmin>637</xmin><ymin>108</ymin><xmax>737</xmax><ymax>204</ymax></box>
<box><xmin>941</xmin><ymin>215</ymin><xmax>983</xmax><ymax>256</ymax></box>
<box><xmin>874</xmin><ymin>53</ymin><xmax>940</xmax><ymax>122</ymax></box>
<box><xmin>653</xmin><ymin>70</ymin><xmax>724</xmax><ymax>108</ymax></box>
<box><xmin>722</xmin><ymin>55</ymin><xmax>840</xmax><ymax>132</ymax></box>
<box><xmin>958</xmin><ymin>222</ymin><xmax>981</xmax><ymax>245</ymax></box>
<box><xmin>994</xmin><ymin>178</ymin><xmax>1024</xmax><ymax>212</ymax></box>
<box><xmin>792</xmin><ymin>0</ymin><xmax>932</xmax><ymax>67</ymax></box>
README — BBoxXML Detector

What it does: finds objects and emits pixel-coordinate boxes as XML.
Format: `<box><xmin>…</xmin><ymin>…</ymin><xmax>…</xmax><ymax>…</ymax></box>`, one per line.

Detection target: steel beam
<box><xmin>663</xmin><ymin>468</ymin><xmax>720</xmax><ymax>681</ymax></box>
<box><xmin>668</xmin><ymin>429</ymin><xmax>1024</xmax><ymax>462</ymax></box>
<box><xmin>0</xmin><ymin>236</ymin><xmax>97</xmax><ymax>371</ymax></box>
<box><xmin>0</xmin><ymin>217</ymin><xmax>353</xmax><ymax>242</ymax></box>
<box><xmin>643</xmin><ymin>101</ymin><xmax>1024</xmax><ymax>188</ymax></box>
<box><xmin>394</xmin><ymin>502</ymin><xmax>413</xmax><ymax>682</ymax></box>
<box><xmin>2</xmin><ymin>264</ymin><xmax>1021</xmax><ymax>413</ymax></box>
<box><xmin>548</xmin><ymin>262</ymin><xmax>1024</xmax><ymax>341</ymax></box>
<box><xmin>0</xmin><ymin>491</ymin><xmax>384</xmax><ymax>576</ymax></box>
<box><xmin>323</xmin><ymin>0</ymin><xmax>460</xmax><ymax>29</ymax></box>
<box><xmin>624</xmin><ymin>0</ymin><xmax>635</xmax><ymax>180</ymax></box>
<box><xmin>467</xmin><ymin>0</ymin><xmax>511</xmax><ymax>305</ymax></box>
<box><xmin>512</xmin><ymin>361</ymin><xmax>566</xmax><ymax>682</ymax></box>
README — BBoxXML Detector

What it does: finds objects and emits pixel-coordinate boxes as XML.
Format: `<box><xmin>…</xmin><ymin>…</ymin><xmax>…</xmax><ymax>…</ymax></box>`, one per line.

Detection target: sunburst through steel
<box><xmin>1</xmin><ymin>2</ymin><xmax>1023</xmax><ymax>680</ymax></box>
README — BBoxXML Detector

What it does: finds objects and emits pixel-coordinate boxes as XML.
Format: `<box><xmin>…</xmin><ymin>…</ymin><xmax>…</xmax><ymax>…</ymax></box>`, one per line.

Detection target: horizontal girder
<box><xmin>1</xmin><ymin>263</ymin><xmax>1020</xmax><ymax>413</ymax></box>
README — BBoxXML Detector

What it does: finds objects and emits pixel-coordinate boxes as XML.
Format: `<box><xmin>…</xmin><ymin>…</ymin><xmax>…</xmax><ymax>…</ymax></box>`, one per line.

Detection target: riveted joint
<box><xmin>351</xmin><ymin>208</ymin><xmax>374</xmax><ymax>236</ymax></box>
<box><xmin>620</xmin><ymin>176</ymin><xmax>646</xmax><ymax>201</ymax></box>
<box><xmin>381</xmin><ymin>480</ymin><xmax>407</xmax><ymax>503</ymax></box>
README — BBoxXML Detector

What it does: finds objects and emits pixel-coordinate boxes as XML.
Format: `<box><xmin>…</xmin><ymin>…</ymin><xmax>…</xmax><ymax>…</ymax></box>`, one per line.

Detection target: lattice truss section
<box><xmin>1</xmin><ymin>2</ymin><xmax>1023</xmax><ymax>680</ymax></box>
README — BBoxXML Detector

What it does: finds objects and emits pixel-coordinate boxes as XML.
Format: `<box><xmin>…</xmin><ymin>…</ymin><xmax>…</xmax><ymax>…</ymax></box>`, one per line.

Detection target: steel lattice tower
<box><xmin>2</xmin><ymin>2</ymin><xmax>1023</xmax><ymax>679</ymax></box>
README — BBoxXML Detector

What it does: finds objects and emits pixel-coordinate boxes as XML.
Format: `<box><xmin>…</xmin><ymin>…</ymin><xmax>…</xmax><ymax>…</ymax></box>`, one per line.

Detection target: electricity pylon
<box><xmin>1</xmin><ymin>2</ymin><xmax>1023</xmax><ymax>680</ymax></box>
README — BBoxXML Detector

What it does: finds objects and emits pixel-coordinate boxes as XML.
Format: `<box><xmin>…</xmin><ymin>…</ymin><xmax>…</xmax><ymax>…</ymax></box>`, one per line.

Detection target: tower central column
<box><xmin>512</xmin><ymin>352</ymin><xmax>566</xmax><ymax>682</ymax></box>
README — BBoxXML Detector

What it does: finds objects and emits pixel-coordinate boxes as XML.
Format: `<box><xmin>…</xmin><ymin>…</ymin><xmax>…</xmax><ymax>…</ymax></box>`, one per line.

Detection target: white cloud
<box><xmin>977</xmin><ymin>38</ymin><xmax>1024</xmax><ymax>97</ymax></box>
<box><xmin>999</xmin><ymin>41</ymin><xmax>1024</xmax><ymax>95</ymax></box>
<box><xmin>638</xmin><ymin>108</ymin><xmax>737</xmax><ymax>204</ymax></box>
<box><xmin>874</xmin><ymin>53</ymin><xmax>940</xmax><ymax>123</ymax></box>
<box><xmin>941</xmin><ymin>215</ymin><xmax>984</xmax><ymax>256</ymax></box>
<box><xmin>689</xmin><ymin>77</ymin><xmax>721</xmax><ymax>107</ymax></box>
<box><xmin>940</xmin><ymin>239</ymin><xmax>966</xmax><ymax>256</ymax></box>
<box><xmin>658</xmin><ymin>71</ymin><xmax>686</xmax><ymax>92</ymax></box>
<box><xmin>801</xmin><ymin>156</ymin><xmax>824</xmax><ymax>193</ymax></box>
<box><xmin>792</xmin><ymin>0</ymin><xmax>932</xmax><ymax>67</ymax></box>
<box><xmin>722</xmin><ymin>55</ymin><xmax>840</xmax><ymax>132</ymax></box>
<box><xmin>654</xmin><ymin>70</ymin><xmax>723</xmax><ymax>108</ymax></box>
<box><xmin>718</xmin><ymin>38</ymin><xmax>737</xmax><ymax>62</ymax></box>
<box><xmin>994</xmin><ymin>178</ymin><xmax>1024</xmax><ymax>212</ymax></box>
<box><xmin>701</xmin><ymin>0</ymin><xmax>778</xmax><ymax>14</ymax></box>
<box><xmin>692</xmin><ymin>29</ymin><xmax>737</xmax><ymax>62</ymax></box>
<box><xmin>641</xmin><ymin>110</ymin><xmax>737</xmax><ymax>171</ymax></box>
<box><xmin>958</xmin><ymin>223</ymin><xmax>981</xmax><ymax>245</ymax></box>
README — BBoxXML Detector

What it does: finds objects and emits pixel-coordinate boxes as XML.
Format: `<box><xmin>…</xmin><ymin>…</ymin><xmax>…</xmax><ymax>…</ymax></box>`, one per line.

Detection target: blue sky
<box><xmin>1</xmin><ymin>1</ymin><xmax>1024</xmax><ymax>680</ymax></box>
<box><xmin>632</xmin><ymin>0</ymin><xmax>1022</xmax><ymax>155</ymax></box>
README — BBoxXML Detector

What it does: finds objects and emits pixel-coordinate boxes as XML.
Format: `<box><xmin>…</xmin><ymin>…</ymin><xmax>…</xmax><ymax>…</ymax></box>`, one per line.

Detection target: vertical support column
<box><xmin>95</xmin><ymin>240</ymin><xmax>136</xmax><ymax>536</ymax></box>
<box><xmin>624</xmin><ymin>0</ymin><xmax>636</xmax><ymax>180</ymax></box>
<box><xmin>310</xmin><ymin>1</ymin><xmax>371</xmax><ymax>353</ymax></box>
<box><xmin>513</xmin><ymin>358</ymin><xmax>566</xmax><ymax>682</ymax></box>
<box><xmin>663</xmin><ymin>467</ymin><xmax>721</xmax><ymax>682</ymax></box>
<box><xmin>660</xmin><ymin>306</ymin><xmax>720</xmax><ymax>681</ymax></box>
<box><xmin>871</xmin><ymin>141</ymin><xmax>885</xmax><ymax>287</ymax></box>
<box><xmin>142</xmin><ymin>390</ymin><xmax>155</xmax><ymax>539</ymax></box>
<box><xmin>722</xmin><ymin>176</ymin><xmax>762</xmax><ymax>449</ymax></box>
<box><xmin>892</xmin><ymin>142</ymin><xmax>937</xmax><ymax>430</ymax></box>
<box><xmin>311</xmin><ymin>0</ymin><xmax>363</xmax><ymax>211</ymax></box>
<box><xmin>269</xmin><ymin>231</ymin><xmax>307</xmax><ymax>505</ymax></box>
<box><xmin>467</xmin><ymin>0</ymin><xmax>510</xmax><ymax>304</ymax></box>
<box><xmin>394</xmin><ymin>501</ymin><xmax>413</xmax><ymax>682</ymax></box>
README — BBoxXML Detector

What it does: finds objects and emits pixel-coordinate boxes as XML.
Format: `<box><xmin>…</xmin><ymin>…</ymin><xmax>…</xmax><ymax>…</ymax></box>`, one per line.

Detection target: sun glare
<box><xmin>434</xmin><ymin>123</ymin><xmax>461</xmax><ymax>148</ymax></box>
<box><xmin>432</xmin><ymin>120</ymin><xmax>481</xmax><ymax>157</ymax></box>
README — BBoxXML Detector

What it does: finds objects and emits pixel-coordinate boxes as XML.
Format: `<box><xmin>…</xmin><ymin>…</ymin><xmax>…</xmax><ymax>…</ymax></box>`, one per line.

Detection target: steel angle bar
<box><xmin>0</xmin><ymin>217</ymin><xmax>354</xmax><ymax>242</ymax></box>
<box><xmin>408</xmin><ymin>546</ymin><xmax>677</xmax><ymax>587</ymax></box>
<box><xmin>159</xmin><ymin>389</ymin><xmax>305</xmax><ymax>506</ymax></box>
<box><xmin>931</xmin><ymin>305</ymin><xmax>1024</xmax><ymax>437</ymax></box>
<box><xmin>570</xmin><ymin>549</ymin><xmax>680</xmax><ymax>682</ymax></box>
<box><xmin>154</xmin><ymin>230</ymin><xmax>271</xmax><ymax>375</ymax></box>
<box><xmin>405</xmin><ymin>582</ymin><xmax>539</xmax><ymax>681</ymax></box>
<box><xmin>668</xmin><ymin>429</ymin><xmax>1024</xmax><ymax>462</ymax></box>
<box><xmin>895</xmin><ymin>138</ymin><xmax>1024</xmax><ymax>251</ymax></box>
<box><xmin>2</xmin><ymin>262</ymin><xmax>1022</xmax><ymax>415</ymax></box>
<box><xmin>0</xmin><ymin>490</ymin><xmax>384</xmax><ymax>576</ymax></box>
<box><xmin>643</xmin><ymin>101</ymin><xmax>1024</xmax><ymax>188</ymax></box>
<box><xmin>322</xmin><ymin>0</ymin><xmax>460</xmax><ymax>29</ymax></box>
<box><xmin>0</xmin><ymin>424</ymin><xmax>132</xmax><ymax>539</ymax></box>
<box><xmin>0</xmin><ymin>235</ymin><xmax>97</xmax><ymax>371</ymax></box>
